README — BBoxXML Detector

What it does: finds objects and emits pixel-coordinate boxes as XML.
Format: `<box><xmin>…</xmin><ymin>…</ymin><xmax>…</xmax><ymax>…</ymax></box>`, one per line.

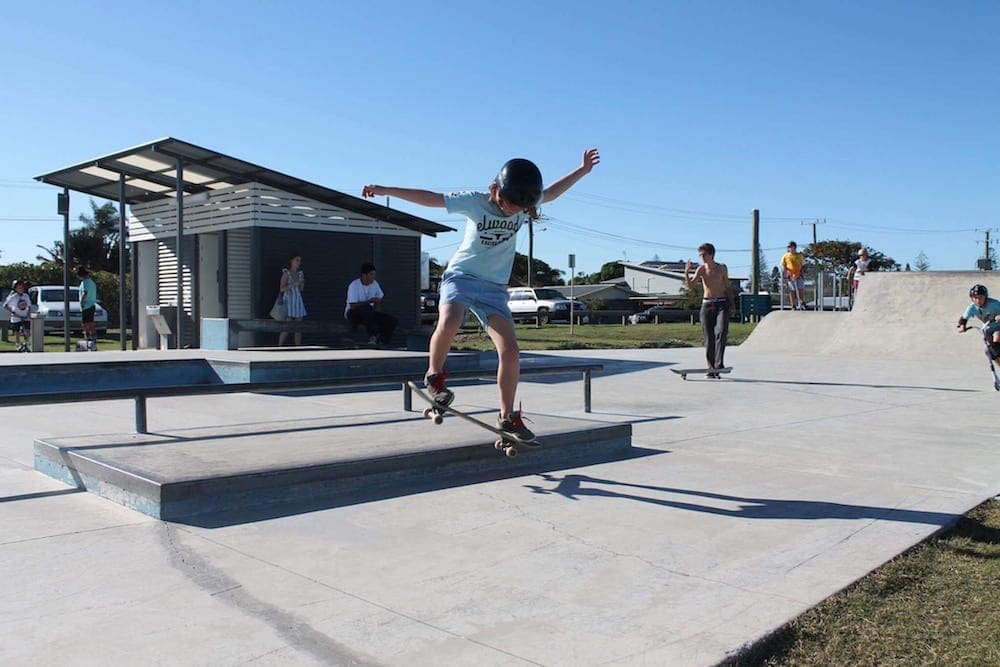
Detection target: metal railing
<box><xmin>778</xmin><ymin>269</ymin><xmax>854</xmax><ymax>311</ymax></box>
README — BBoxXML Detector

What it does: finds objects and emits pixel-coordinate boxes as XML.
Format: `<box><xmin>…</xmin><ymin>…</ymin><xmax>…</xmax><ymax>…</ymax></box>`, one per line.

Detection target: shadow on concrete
<box><xmin>175</xmin><ymin>448</ymin><xmax>668</xmax><ymax>529</ymax></box>
<box><xmin>525</xmin><ymin>474</ymin><xmax>960</xmax><ymax>526</ymax></box>
<box><xmin>48</xmin><ymin>412</ymin><xmax>475</xmax><ymax>452</ymax></box>
<box><xmin>729</xmin><ymin>377</ymin><xmax>977</xmax><ymax>393</ymax></box>
<box><xmin>0</xmin><ymin>487</ymin><xmax>85</xmax><ymax>503</ymax></box>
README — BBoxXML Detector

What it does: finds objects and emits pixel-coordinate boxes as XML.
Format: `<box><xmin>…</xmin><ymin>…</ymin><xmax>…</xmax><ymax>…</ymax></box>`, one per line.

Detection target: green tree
<box><xmin>769</xmin><ymin>266</ymin><xmax>781</xmax><ymax>292</ymax></box>
<box><xmin>511</xmin><ymin>252</ymin><xmax>563</xmax><ymax>285</ymax></box>
<box><xmin>755</xmin><ymin>247</ymin><xmax>770</xmax><ymax>290</ymax></box>
<box><xmin>914</xmin><ymin>251</ymin><xmax>930</xmax><ymax>271</ymax></box>
<box><xmin>805</xmin><ymin>239</ymin><xmax>900</xmax><ymax>273</ymax></box>
<box><xmin>40</xmin><ymin>199</ymin><xmax>130</xmax><ymax>273</ymax></box>
<box><xmin>678</xmin><ymin>282</ymin><xmax>704</xmax><ymax>309</ymax></box>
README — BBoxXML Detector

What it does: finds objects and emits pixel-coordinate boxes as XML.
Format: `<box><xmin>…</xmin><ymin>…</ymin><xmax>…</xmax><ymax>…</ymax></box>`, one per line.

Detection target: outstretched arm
<box><xmin>542</xmin><ymin>149</ymin><xmax>600</xmax><ymax>203</ymax></box>
<box><xmin>361</xmin><ymin>185</ymin><xmax>446</xmax><ymax>208</ymax></box>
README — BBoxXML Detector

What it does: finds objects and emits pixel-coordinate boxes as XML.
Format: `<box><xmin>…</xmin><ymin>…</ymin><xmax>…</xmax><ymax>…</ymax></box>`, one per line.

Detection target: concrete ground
<box><xmin>2</xmin><ymin>274</ymin><xmax>999</xmax><ymax>665</ymax></box>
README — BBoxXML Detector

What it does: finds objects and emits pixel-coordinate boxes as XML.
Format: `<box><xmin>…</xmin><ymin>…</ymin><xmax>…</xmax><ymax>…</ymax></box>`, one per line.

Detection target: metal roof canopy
<box><xmin>34</xmin><ymin>137</ymin><xmax>453</xmax><ymax>350</ymax></box>
<box><xmin>34</xmin><ymin>136</ymin><xmax>452</xmax><ymax>237</ymax></box>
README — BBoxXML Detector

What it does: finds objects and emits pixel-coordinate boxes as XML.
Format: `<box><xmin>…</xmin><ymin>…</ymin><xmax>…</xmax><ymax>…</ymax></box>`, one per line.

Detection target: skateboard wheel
<box><xmin>680</xmin><ymin>374</ymin><xmax>687</xmax><ymax>380</ymax></box>
<box><xmin>432</xmin><ymin>413</ymin><xmax>444</xmax><ymax>425</ymax></box>
<box><xmin>504</xmin><ymin>445</ymin><xmax>518</xmax><ymax>458</ymax></box>
<box><xmin>422</xmin><ymin>407</ymin><xmax>433</xmax><ymax>419</ymax></box>
<box><xmin>494</xmin><ymin>439</ymin><xmax>505</xmax><ymax>451</ymax></box>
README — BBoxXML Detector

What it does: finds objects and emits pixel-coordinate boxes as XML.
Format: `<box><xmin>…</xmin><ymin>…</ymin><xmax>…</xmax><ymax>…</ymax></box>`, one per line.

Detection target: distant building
<box><xmin>622</xmin><ymin>261</ymin><xmax>744</xmax><ymax>306</ymax></box>
<box><xmin>549</xmin><ymin>282</ymin><xmax>638</xmax><ymax>310</ymax></box>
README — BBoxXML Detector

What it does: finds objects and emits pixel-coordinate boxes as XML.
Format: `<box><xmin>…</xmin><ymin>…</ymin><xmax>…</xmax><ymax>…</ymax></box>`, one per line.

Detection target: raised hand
<box><xmin>581</xmin><ymin>148</ymin><xmax>600</xmax><ymax>173</ymax></box>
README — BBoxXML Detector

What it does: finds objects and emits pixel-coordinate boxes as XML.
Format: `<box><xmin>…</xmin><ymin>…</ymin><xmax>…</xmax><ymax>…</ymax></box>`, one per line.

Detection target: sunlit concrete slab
<box><xmin>34</xmin><ymin>413</ymin><xmax>632</xmax><ymax>522</ymax></box>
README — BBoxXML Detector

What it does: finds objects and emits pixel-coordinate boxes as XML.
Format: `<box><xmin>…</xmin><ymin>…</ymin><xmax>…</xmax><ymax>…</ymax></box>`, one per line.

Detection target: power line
<box><xmin>543</xmin><ymin>215</ymin><xmax>785</xmax><ymax>253</ymax></box>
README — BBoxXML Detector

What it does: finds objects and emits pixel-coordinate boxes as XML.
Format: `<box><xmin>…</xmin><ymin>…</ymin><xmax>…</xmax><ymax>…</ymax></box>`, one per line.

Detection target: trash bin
<box><xmin>739</xmin><ymin>293</ymin><xmax>772</xmax><ymax>322</ymax></box>
<box><xmin>29</xmin><ymin>314</ymin><xmax>45</xmax><ymax>352</ymax></box>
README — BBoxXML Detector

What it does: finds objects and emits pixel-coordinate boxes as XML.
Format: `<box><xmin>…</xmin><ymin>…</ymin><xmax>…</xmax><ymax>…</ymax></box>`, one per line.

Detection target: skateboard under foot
<box><xmin>670</xmin><ymin>366</ymin><xmax>733</xmax><ymax>380</ymax></box>
<box><xmin>407</xmin><ymin>380</ymin><xmax>536</xmax><ymax>457</ymax></box>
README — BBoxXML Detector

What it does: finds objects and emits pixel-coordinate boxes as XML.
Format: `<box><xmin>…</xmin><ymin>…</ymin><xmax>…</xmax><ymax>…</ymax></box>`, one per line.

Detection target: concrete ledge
<box><xmin>34</xmin><ymin>414</ymin><xmax>632</xmax><ymax>523</ymax></box>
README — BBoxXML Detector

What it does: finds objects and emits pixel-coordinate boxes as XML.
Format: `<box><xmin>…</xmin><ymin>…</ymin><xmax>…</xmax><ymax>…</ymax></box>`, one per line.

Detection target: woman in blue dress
<box><xmin>278</xmin><ymin>251</ymin><xmax>307</xmax><ymax>346</ymax></box>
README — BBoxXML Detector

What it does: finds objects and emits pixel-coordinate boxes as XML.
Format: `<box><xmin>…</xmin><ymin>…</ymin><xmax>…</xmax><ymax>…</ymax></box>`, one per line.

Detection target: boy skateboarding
<box><xmin>685</xmin><ymin>243</ymin><xmax>735</xmax><ymax>378</ymax></box>
<box><xmin>362</xmin><ymin>148</ymin><xmax>600</xmax><ymax>442</ymax></box>
<box><xmin>957</xmin><ymin>284</ymin><xmax>1000</xmax><ymax>360</ymax></box>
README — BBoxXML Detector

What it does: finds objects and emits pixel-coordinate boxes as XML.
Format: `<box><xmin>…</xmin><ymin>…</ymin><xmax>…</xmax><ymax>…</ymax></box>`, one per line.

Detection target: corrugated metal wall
<box><xmin>156</xmin><ymin>236</ymin><xmax>196</xmax><ymax>347</ymax></box>
<box><xmin>226</xmin><ymin>228</ymin><xmax>252</xmax><ymax>319</ymax></box>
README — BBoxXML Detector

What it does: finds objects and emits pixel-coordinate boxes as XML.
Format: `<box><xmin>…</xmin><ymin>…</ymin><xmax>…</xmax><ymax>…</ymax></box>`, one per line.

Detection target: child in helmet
<box><xmin>362</xmin><ymin>149</ymin><xmax>600</xmax><ymax>441</ymax></box>
<box><xmin>957</xmin><ymin>284</ymin><xmax>1000</xmax><ymax>360</ymax></box>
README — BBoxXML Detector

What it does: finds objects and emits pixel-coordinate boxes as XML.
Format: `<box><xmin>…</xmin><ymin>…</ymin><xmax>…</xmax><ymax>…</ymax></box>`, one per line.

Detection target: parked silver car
<box><xmin>28</xmin><ymin>285</ymin><xmax>109</xmax><ymax>333</ymax></box>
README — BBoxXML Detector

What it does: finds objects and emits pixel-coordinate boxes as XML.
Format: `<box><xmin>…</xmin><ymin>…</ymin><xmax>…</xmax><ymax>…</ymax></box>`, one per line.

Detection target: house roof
<box><xmin>34</xmin><ymin>137</ymin><xmax>454</xmax><ymax>237</ymax></box>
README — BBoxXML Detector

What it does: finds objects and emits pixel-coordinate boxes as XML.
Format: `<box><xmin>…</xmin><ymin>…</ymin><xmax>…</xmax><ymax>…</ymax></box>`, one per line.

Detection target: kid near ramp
<box><xmin>363</xmin><ymin>149</ymin><xmax>600</xmax><ymax>443</ymax></box>
<box><xmin>957</xmin><ymin>283</ymin><xmax>1000</xmax><ymax>391</ymax></box>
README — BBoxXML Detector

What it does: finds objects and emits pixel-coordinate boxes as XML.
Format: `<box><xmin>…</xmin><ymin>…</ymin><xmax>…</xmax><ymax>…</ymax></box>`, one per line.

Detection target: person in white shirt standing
<box><xmin>345</xmin><ymin>262</ymin><xmax>397</xmax><ymax>346</ymax></box>
<box><xmin>3</xmin><ymin>280</ymin><xmax>32</xmax><ymax>352</ymax></box>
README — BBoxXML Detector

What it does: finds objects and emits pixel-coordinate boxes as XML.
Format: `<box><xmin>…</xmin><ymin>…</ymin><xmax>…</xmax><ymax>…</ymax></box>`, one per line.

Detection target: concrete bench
<box><xmin>201</xmin><ymin>317</ymin><xmax>427</xmax><ymax>350</ymax></box>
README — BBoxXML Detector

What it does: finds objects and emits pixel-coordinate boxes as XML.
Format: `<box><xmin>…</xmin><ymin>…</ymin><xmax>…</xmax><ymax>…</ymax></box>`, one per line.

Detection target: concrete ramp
<box><xmin>742</xmin><ymin>271</ymin><xmax>992</xmax><ymax>360</ymax></box>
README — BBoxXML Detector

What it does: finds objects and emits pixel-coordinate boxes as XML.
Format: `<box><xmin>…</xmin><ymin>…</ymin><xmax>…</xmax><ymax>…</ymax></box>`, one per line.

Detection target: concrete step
<box><xmin>34</xmin><ymin>411</ymin><xmax>632</xmax><ymax>525</ymax></box>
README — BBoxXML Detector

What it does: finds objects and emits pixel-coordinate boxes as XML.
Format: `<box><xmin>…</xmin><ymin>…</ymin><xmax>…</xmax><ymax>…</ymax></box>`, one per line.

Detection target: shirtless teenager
<box><xmin>685</xmin><ymin>243</ymin><xmax>736</xmax><ymax>377</ymax></box>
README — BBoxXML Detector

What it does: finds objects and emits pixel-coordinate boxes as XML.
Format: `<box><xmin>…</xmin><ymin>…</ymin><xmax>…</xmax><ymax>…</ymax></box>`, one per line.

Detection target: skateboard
<box><xmin>670</xmin><ymin>367</ymin><xmax>732</xmax><ymax>380</ymax></box>
<box><xmin>406</xmin><ymin>380</ymin><xmax>536</xmax><ymax>457</ymax></box>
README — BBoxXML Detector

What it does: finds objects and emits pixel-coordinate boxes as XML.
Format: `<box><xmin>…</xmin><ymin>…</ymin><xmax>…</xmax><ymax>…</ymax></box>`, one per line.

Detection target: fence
<box><xmin>777</xmin><ymin>269</ymin><xmax>855</xmax><ymax>311</ymax></box>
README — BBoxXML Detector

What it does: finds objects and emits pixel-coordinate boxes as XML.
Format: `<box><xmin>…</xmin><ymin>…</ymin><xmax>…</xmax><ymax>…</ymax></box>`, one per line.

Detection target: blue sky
<box><xmin>1</xmin><ymin>1</ymin><xmax>997</xmax><ymax>280</ymax></box>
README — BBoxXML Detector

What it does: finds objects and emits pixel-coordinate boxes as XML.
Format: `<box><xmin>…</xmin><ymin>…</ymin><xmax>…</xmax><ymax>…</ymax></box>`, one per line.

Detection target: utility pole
<box><xmin>801</xmin><ymin>218</ymin><xmax>826</xmax><ymax>246</ymax></box>
<box><xmin>976</xmin><ymin>228</ymin><xmax>999</xmax><ymax>270</ymax></box>
<box><xmin>527</xmin><ymin>220</ymin><xmax>534</xmax><ymax>286</ymax></box>
<box><xmin>750</xmin><ymin>209</ymin><xmax>760</xmax><ymax>294</ymax></box>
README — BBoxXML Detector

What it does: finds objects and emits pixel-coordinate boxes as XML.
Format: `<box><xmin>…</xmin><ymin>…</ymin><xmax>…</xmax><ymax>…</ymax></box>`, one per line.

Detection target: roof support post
<box><xmin>61</xmin><ymin>187</ymin><xmax>71</xmax><ymax>352</ymax></box>
<box><xmin>119</xmin><ymin>174</ymin><xmax>127</xmax><ymax>350</ymax></box>
<box><xmin>175</xmin><ymin>157</ymin><xmax>184</xmax><ymax>349</ymax></box>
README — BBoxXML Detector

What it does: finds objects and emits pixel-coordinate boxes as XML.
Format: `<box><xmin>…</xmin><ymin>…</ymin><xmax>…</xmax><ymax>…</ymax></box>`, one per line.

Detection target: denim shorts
<box><xmin>439</xmin><ymin>272</ymin><xmax>513</xmax><ymax>328</ymax></box>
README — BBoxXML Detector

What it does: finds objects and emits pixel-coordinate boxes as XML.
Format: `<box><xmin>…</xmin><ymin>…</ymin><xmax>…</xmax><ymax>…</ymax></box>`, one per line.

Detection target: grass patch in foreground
<box><xmin>450</xmin><ymin>321</ymin><xmax>757</xmax><ymax>352</ymax></box>
<box><xmin>733</xmin><ymin>498</ymin><xmax>1000</xmax><ymax>666</ymax></box>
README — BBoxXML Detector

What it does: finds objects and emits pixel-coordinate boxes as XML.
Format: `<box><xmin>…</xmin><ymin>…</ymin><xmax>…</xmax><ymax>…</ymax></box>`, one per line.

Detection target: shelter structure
<box><xmin>36</xmin><ymin>138</ymin><xmax>452</xmax><ymax>349</ymax></box>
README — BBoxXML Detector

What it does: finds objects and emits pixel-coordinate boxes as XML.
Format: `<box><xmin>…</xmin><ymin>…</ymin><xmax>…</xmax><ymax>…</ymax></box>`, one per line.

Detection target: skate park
<box><xmin>2</xmin><ymin>271</ymin><xmax>998</xmax><ymax>665</ymax></box>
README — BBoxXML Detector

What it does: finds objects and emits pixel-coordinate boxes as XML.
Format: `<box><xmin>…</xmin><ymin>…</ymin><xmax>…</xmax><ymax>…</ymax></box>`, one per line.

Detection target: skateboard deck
<box><xmin>670</xmin><ymin>367</ymin><xmax>732</xmax><ymax>380</ymax></box>
<box><xmin>406</xmin><ymin>381</ymin><xmax>537</xmax><ymax>457</ymax></box>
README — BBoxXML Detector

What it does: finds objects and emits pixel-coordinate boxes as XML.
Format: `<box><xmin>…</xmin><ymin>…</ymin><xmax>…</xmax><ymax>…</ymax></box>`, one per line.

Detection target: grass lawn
<box><xmin>450</xmin><ymin>321</ymin><xmax>758</xmax><ymax>351</ymax></box>
<box><xmin>736</xmin><ymin>498</ymin><xmax>1000</xmax><ymax>666</ymax></box>
<box><xmin>0</xmin><ymin>330</ymin><xmax>130</xmax><ymax>353</ymax></box>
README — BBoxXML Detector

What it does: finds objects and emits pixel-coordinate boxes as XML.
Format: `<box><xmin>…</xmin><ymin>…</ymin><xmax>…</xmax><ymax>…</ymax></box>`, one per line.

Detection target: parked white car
<box><xmin>28</xmin><ymin>285</ymin><xmax>109</xmax><ymax>334</ymax></box>
<box><xmin>507</xmin><ymin>286</ymin><xmax>584</xmax><ymax>324</ymax></box>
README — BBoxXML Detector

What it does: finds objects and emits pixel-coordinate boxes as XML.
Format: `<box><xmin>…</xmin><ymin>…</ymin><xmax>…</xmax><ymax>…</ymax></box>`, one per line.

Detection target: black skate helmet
<box><xmin>496</xmin><ymin>158</ymin><xmax>543</xmax><ymax>209</ymax></box>
<box><xmin>970</xmin><ymin>284</ymin><xmax>988</xmax><ymax>298</ymax></box>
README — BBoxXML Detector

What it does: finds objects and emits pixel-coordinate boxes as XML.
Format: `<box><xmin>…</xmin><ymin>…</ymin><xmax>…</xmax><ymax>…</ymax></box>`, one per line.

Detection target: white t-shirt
<box><xmin>852</xmin><ymin>258</ymin><xmax>870</xmax><ymax>280</ymax></box>
<box><xmin>3</xmin><ymin>291</ymin><xmax>31</xmax><ymax>322</ymax></box>
<box><xmin>344</xmin><ymin>278</ymin><xmax>385</xmax><ymax>318</ymax></box>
